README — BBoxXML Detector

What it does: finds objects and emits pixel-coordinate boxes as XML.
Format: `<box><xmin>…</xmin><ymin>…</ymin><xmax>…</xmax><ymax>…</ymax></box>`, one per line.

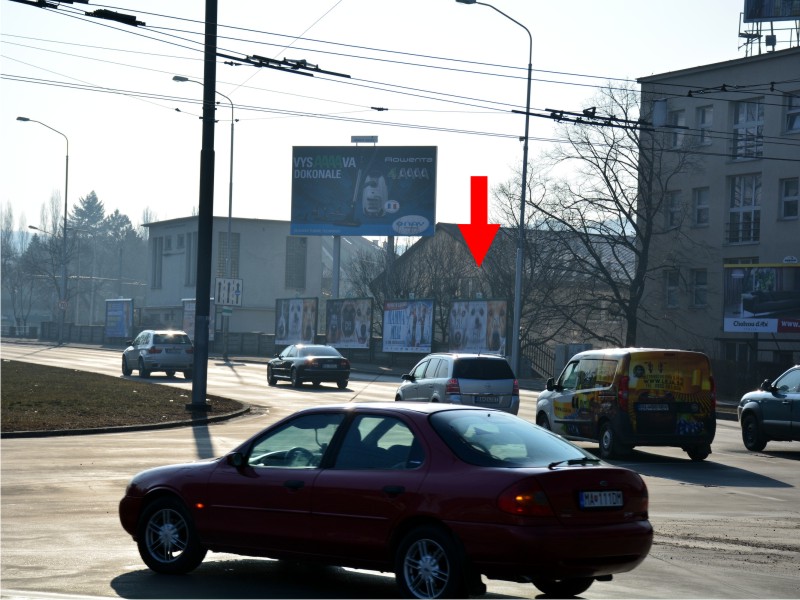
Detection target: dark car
<box><xmin>267</xmin><ymin>344</ymin><xmax>350</xmax><ymax>389</ymax></box>
<box><xmin>119</xmin><ymin>403</ymin><xmax>652</xmax><ymax>599</ymax></box>
<box><xmin>738</xmin><ymin>365</ymin><xmax>800</xmax><ymax>451</ymax></box>
<box><xmin>396</xmin><ymin>353</ymin><xmax>519</xmax><ymax>414</ymax></box>
<box><xmin>122</xmin><ymin>329</ymin><xmax>194</xmax><ymax>379</ymax></box>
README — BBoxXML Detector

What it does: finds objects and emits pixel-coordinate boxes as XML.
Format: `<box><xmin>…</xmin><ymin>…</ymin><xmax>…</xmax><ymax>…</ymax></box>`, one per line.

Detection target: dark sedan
<box><xmin>267</xmin><ymin>344</ymin><xmax>350</xmax><ymax>389</ymax></box>
<box><xmin>120</xmin><ymin>403</ymin><xmax>653</xmax><ymax>599</ymax></box>
<box><xmin>738</xmin><ymin>365</ymin><xmax>800</xmax><ymax>451</ymax></box>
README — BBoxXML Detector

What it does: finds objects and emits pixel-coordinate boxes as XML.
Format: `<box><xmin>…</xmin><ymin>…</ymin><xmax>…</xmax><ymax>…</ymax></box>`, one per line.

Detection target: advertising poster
<box><xmin>275</xmin><ymin>297</ymin><xmax>318</xmax><ymax>345</ymax></box>
<box><xmin>382</xmin><ymin>299</ymin><xmax>434</xmax><ymax>353</ymax></box>
<box><xmin>448</xmin><ymin>299</ymin><xmax>508</xmax><ymax>354</ymax></box>
<box><xmin>182</xmin><ymin>298</ymin><xmax>215</xmax><ymax>342</ymax></box>
<box><xmin>723</xmin><ymin>263</ymin><xmax>800</xmax><ymax>333</ymax></box>
<box><xmin>326</xmin><ymin>298</ymin><xmax>373</xmax><ymax>348</ymax></box>
<box><xmin>291</xmin><ymin>146</ymin><xmax>437</xmax><ymax>237</ymax></box>
<box><xmin>104</xmin><ymin>299</ymin><xmax>133</xmax><ymax>339</ymax></box>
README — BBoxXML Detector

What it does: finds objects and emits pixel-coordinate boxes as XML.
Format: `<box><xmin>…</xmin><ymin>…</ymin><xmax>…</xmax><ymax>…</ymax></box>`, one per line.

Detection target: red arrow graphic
<box><xmin>458</xmin><ymin>176</ymin><xmax>500</xmax><ymax>267</ymax></box>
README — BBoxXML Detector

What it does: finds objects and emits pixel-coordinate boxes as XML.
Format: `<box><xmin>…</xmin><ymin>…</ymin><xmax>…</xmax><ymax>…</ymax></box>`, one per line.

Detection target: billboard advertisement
<box><xmin>382</xmin><ymin>299</ymin><xmax>434</xmax><ymax>353</ymax></box>
<box><xmin>182</xmin><ymin>298</ymin><xmax>215</xmax><ymax>342</ymax></box>
<box><xmin>291</xmin><ymin>146</ymin><xmax>437</xmax><ymax>237</ymax></box>
<box><xmin>723</xmin><ymin>263</ymin><xmax>800</xmax><ymax>333</ymax></box>
<box><xmin>104</xmin><ymin>298</ymin><xmax>133</xmax><ymax>339</ymax></box>
<box><xmin>275</xmin><ymin>297</ymin><xmax>318</xmax><ymax>345</ymax></box>
<box><xmin>449</xmin><ymin>299</ymin><xmax>508</xmax><ymax>355</ymax></box>
<box><xmin>326</xmin><ymin>298</ymin><xmax>373</xmax><ymax>348</ymax></box>
<box><xmin>744</xmin><ymin>0</ymin><xmax>800</xmax><ymax>22</ymax></box>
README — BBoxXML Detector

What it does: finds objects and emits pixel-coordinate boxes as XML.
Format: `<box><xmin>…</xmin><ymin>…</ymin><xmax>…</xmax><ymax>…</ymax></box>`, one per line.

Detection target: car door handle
<box><xmin>284</xmin><ymin>480</ymin><xmax>305</xmax><ymax>490</ymax></box>
<box><xmin>383</xmin><ymin>485</ymin><xmax>405</xmax><ymax>496</ymax></box>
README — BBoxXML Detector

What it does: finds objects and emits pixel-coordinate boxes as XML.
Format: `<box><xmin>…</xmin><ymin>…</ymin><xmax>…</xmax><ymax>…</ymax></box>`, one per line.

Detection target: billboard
<box><xmin>382</xmin><ymin>299</ymin><xmax>434</xmax><ymax>353</ymax></box>
<box><xmin>275</xmin><ymin>297</ymin><xmax>318</xmax><ymax>345</ymax></box>
<box><xmin>182</xmin><ymin>298</ymin><xmax>215</xmax><ymax>342</ymax></box>
<box><xmin>104</xmin><ymin>299</ymin><xmax>133</xmax><ymax>339</ymax></box>
<box><xmin>723</xmin><ymin>263</ymin><xmax>800</xmax><ymax>333</ymax></box>
<box><xmin>291</xmin><ymin>146</ymin><xmax>437</xmax><ymax>237</ymax></box>
<box><xmin>326</xmin><ymin>298</ymin><xmax>373</xmax><ymax>349</ymax></box>
<box><xmin>743</xmin><ymin>0</ymin><xmax>800</xmax><ymax>22</ymax></box>
<box><xmin>448</xmin><ymin>299</ymin><xmax>508</xmax><ymax>355</ymax></box>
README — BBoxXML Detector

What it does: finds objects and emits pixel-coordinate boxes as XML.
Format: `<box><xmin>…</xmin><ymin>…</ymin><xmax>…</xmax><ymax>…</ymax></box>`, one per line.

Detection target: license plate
<box><xmin>323</xmin><ymin>364</ymin><xmax>337</xmax><ymax>369</ymax></box>
<box><xmin>165</xmin><ymin>348</ymin><xmax>180</xmax><ymax>354</ymax></box>
<box><xmin>637</xmin><ymin>403</ymin><xmax>669</xmax><ymax>412</ymax></box>
<box><xmin>579</xmin><ymin>490</ymin><xmax>623</xmax><ymax>508</ymax></box>
<box><xmin>475</xmin><ymin>396</ymin><xmax>500</xmax><ymax>404</ymax></box>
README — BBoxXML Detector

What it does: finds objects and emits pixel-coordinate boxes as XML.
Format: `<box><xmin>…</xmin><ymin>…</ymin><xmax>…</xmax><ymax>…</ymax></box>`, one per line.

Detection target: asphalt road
<box><xmin>1</xmin><ymin>342</ymin><xmax>799</xmax><ymax>599</ymax></box>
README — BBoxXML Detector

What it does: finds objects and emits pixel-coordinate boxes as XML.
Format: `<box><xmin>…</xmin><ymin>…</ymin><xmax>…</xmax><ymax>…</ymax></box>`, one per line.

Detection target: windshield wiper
<box><xmin>548</xmin><ymin>457</ymin><xmax>601</xmax><ymax>469</ymax></box>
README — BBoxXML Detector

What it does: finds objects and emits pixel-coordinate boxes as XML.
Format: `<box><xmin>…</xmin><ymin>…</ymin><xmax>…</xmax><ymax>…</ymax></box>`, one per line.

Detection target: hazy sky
<box><xmin>1</xmin><ymin>0</ymin><xmax>757</xmax><ymax>232</ymax></box>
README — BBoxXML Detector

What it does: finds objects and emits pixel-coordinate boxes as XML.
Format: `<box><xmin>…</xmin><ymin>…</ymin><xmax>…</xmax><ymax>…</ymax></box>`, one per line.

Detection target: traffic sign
<box><xmin>215</xmin><ymin>278</ymin><xmax>243</xmax><ymax>306</ymax></box>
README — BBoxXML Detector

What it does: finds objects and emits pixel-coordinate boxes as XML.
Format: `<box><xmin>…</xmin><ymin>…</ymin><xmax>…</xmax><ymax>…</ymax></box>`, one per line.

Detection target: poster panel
<box><xmin>382</xmin><ymin>299</ymin><xmax>434</xmax><ymax>353</ymax></box>
<box><xmin>723</xmin><ymin>263</ymin><xmax>800</xmax><ymax>333</ymax></box>
<box><xmin>275</xmin><ymin>297</ymin><xmax>319</xmax><ymax>345</ymax></box>
<box><xmin>744</xmin><ymin>0</ymin><xmax>800</xmax><ymax>22</ymax></box>
<box><xmin>326</xmin><ymin>298</ymin><xmax>373</xmax><ymax>349</ymax></box>
<box><xmin>448</xmin><ymin>299</ymin><xmax>508</xmax><ymax>355</ymax></box>
<box><xmin>104</xmin><ymin>299</ymin><xmax>133</xmax><ymax>339</ymax></box>
<box><xmin>182</xmin><ymin>298</ymin><xmax>215</xmax><ymax>341</ymax></box>
<box><xmin>291</xmin><ymin>146</ymin><xmax>437</xmax><ymax>237</ymax></box>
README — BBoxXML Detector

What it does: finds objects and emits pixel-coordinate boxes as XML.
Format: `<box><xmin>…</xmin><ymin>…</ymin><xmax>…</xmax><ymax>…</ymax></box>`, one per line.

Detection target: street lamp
<box><xmin>18</xmin><ymin>117</ymin><xmax>69</xmax><ymax>345</ymax></box>
<box><xmin>455</xmin><ymin>0</ymin><xmax>532</xmax><ymax>375</ymax></box>
<box><xmin>173</xmin><ymin>75</ymin><xmax>237</xmax><ymax>362</ymax></box>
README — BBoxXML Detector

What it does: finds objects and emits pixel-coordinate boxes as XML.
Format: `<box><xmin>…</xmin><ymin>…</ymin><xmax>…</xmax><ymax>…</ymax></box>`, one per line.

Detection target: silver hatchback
<box><xmin>395</xmin><ymin>353</ymin><xmax>520</xmax><ymax>414</ymax></box>
<box><xmin>122</xmin><ymin>329</ymin><xmax>194</xmax><ymax>379</ymax></box>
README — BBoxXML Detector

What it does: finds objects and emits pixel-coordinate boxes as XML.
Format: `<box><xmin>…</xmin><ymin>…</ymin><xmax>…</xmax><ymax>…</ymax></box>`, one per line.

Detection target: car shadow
<box><xmin>271</xmin><ymin>382</ymin><xmax>352</xmax><ymax>392</ymax></box>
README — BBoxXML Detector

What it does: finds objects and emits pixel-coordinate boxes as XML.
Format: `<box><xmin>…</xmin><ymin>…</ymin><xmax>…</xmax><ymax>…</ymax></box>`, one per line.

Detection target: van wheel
<box><xmin>686</xmin><ymin>444</ymin><xmax>711</xmax><ymax>461</ymax></box>
<box><xmin>741</xmin><ymin>414</ymin><xmax>767</xmax><ymax>451</ymax></box>
<box><xmin>599</xmin><ymin>422</ymin><xmax>619</xmax><ymax>459</ymax></box>
<box><xmin>536</xmin><ymin>413</ymin><xmax>551</xmax><ymax>430</ymax></box>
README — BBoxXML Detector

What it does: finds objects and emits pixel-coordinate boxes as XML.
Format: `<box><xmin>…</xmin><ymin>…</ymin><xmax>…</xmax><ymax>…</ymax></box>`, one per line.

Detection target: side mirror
<box><xmin>227</xmin><ymin>452</ymin><xmax>246</xmax><ymax>469</ymax></box>
<box><xmin>402</xmin><ymin>373</ymin><xmax>414</xmax><ymax>382</ymax></box>
<box><xmin>546</xmin><ymin>377</ymin><xmax>556</xmax><ymax>392</ymax></box>
<box><xmin>125</xmin><ymin>340</ymin><xmax>133</xmax><ymax>346</ymax></box>
<box><xmin>758</xmin><ymin>378</ymin><xmax>773</xmax><ymax>392</ymax></box>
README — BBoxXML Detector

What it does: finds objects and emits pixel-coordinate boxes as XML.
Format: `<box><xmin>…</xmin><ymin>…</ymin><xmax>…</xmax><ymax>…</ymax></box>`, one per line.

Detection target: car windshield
<box><xmin>300</xmin><ymin>346</ymin><xmax>341</xmax><ymax>358</ymax></box>
<box><xmin>430</xmin><ymin>410</ymin><xmax>591</xmax><ymax>467</ymax></box>
<box><xmin>153</xmin><ymin>333</ymin><xmax>191</xmax><ymax>345</ymax></box>
<box><xmin>453</xmin><ymin>358</ymin><xmax>513</xmax><ymax>380</ymax></box>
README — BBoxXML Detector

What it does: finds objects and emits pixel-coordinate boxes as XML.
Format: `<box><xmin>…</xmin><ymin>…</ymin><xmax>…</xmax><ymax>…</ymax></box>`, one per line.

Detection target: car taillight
<box><xmin>629</xmin><ymin>479</ymin><xmax>650</xmax><ymax>519</ymax></box>
<box><xmin>308</xmin><ymin>359</ymin><xmax>319</xmax><ymax>367</ymax></box>
<box><xmin>147</xmin><ymin>346</ymin><xmax>162</xmax><ymax>354</ymax></box>
<box><xmin>340</xmin><ymin>359</ymin><xmax>350</xmax><ymax>368</ymax></box>
<box><xmin>512</xmin><ymin>379</ymin><xmax>519</xmax><ymax>395</ymax></box>
<box><xmin>618</xmin><ymin>375</ymin><xmax>629</xmax><ymax>412</ymax></box>
<box><xmin>709</xmin><ymin>375</ymin><xmax>716</xmax><ymax>411</ymax></box>
<box><xmin>186</xmin><ymin>347</ymin><xmax>194</xmax><ymax>354</ymax></box>
<box><xmin>498</xmin><ymin>478</ymin><xmax>554</xmax><ymax>516</ymax></box>
<box><xmin>445</xmin><ymin>378</ymin><xmax>460</xmax><ymax>395</ymax></box>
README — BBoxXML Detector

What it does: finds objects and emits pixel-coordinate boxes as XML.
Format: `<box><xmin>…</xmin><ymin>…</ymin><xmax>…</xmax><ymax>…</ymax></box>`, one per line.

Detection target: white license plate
<box><xmin>475</xmin><ymin>396</ymin><xmax>500</xmax><ymax>404</ymax></box>
<box><xmin>323</xmin><ymin>364</ymin><xmax>337</xmax><ymax>369</ymax></box>
<box><xmin>579</xmin><ymin>490</ymin><xmax>623</xmax><ymax>508</ymax></box>
<box><xmin>637</xmin><ymin>403</ymin><xmax>669</xmax><ymax>412</ymax></box>
<box><xmin>165</xmin><ymin>348</ymin><xmax>180</xmax><ymax>354</ymax></box>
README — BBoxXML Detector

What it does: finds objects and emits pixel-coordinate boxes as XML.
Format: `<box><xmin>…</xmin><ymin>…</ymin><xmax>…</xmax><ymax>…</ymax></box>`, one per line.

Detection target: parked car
<box><xmin>536</xmin><ymin>348</ymin><xmax>716</xmax><ymax>461</ymax></box>
<box><xmin>738</xmin><ymin>365</ymin><xmax>800</xmax><ymax>451</ymax></box>
<box><xmin>395</xmin><ymin>353</ymin><xmax>519</xmax><ymax>414</ymax></box>
<box><xmin>119</xmin><ymin>403</ymin><xmax>653</xmax><ymax>598</ymax></box>
<box><xmin>122</xmin><ymin>330</ymin><xmax>194</xmax><ymax>379</ymax></box>
<box><xmin>267</xmin><ymin>344</ymin><xmax>350</xmax><ymax>389</ymax></box>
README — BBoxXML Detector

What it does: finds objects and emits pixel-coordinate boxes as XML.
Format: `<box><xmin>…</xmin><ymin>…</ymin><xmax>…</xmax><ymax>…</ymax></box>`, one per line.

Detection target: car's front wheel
<box><xmin>165</xmin><ymin>370</ymin><xmax>176</xmax><ymax>378</ymax></box>
<box><xmin>337</xmin><ymin>379</ymin><xmax>348</xmax><ymax>389</ymax></box>
<box><xmin>267</xmin><ymin>366</ymin><xmax>277</xmax><ymax>386</ymax></box>
<box><xmin>138</xmin><ymin>358</ymin><xmax>150</xmax><ymax>378</ymax></box>
<box><xmin>395</xmin><ymin>525</ymin><xmax>466</xmax><ymax>599</ymax></box>
<box><xmin>741</xmin><ymin>413</ymin><xmax>768</xmax><ymax>451</ymax></box>
<box><xmin>536</xmin><ymin>413</ymin><xmax>551</xmax><ymax>430</ymax></box>
<box><xmin>122</xmin><ymin>356</ymin><xmax>132</xmax><ymax>377</ymax></box>
<box><xmin>137</xmin><ymin>497</ymin><xmax>207</xmax><ymax>574</ymax></box>
<box><xmin>531</xmin><ymin>577</ymin><xmax>594</xmax><ymax>597</ymax></box>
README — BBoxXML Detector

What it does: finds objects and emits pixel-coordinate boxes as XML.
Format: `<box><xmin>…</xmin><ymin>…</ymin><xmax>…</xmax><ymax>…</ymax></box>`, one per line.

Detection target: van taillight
<box><xmin>445</xmin><ymin>378</ymin><xmax>461</xmax><ymax>395</ymax></box>
<box><xmin>512</xmin><ymin>379</ymin><xmax>519</xmax><ymax>396</ymax></box>
<box><xmin>618</xmin><ymin>375</ymin><xmax>629</xmax><ymax>411</ymax></box>
<box><xmin>709</xmin><ymin>375</ymin><xmax>716</xmax><ymax>411</ymax></box>
<box><xmin>147</xmin><ymin>346</ymin><xmax>162</xmax><ymax>354</ymax></box>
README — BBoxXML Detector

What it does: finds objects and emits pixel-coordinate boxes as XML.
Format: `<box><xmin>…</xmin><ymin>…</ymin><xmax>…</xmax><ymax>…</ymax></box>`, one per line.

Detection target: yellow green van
<box><xmin>536</xmin><ymin>348</ymin><xmax>716</xmax><ymax>461</ymax></box>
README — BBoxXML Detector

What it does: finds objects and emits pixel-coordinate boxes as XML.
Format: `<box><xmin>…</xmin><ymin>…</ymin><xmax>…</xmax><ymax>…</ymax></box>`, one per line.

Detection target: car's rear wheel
<box><xmin>267</xmin><ymin>366</ymin><xmax>277</xmax><ymax>386</ymax></box>
<box><xmin>122</xmin><ymin>356</ymin><xmax>132</xmax><ymax>376</ymax></box>
<box><xmin>312</xmin><ymin>379</ymin><xmax>321</xmax><ymax>387</ymax></box>
<box><xmin>395</xmin><ymin>525</ymin><xmax>465</xmax><ymax>599</ymax></box>
<box><xmin>137</xmin><ymin>497</ymin><xmax>207</xmax><ymax>574</ymax></box>
<box><xmin>531</xmin><ymin>577</ymin><xmax>594</xmax><ymax>597</ymax></box>
<box><xmin>183</xmin><ymin>370</ymin><xmax>193</xmax><ymax>380</ymax></box>
<box><xmin>337</xmin><ymin>379</ymin><xmax>348</xmax><ymax>389</ymax></box>
<box><xmin>291</xmin><ymin>368</ymin><xmax>303</xmax><ymax>387</ymax></box>
<box><xmin>138</xmin><ymin>358</ymin><xmax>150</xmax><ymax>378</ymax></box>
<box><xmin>536</xmin><ymin>413</ymin><xmax>551</xmax><ymax>430</ymax></box>
<box><xmin>165</xmin><ymin>370</ymin><xmax>176</xmax><ymax>378</ymax></box>
<box><xmin>686</xmin><ymin>444</ymin><xmax>711</xmax><ymax>461</ymax></box>
<box><xmin>741</xmin><ymin>413</ymin><xmax>767</xmax><ymax>451</ymax></box>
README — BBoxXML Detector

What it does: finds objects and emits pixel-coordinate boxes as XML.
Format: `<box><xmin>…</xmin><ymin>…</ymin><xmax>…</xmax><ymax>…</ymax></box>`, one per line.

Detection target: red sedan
<box><xmin>119</xmin><ymin>403</ymin><xmax>652</xmax><ymax>598</ymax></box>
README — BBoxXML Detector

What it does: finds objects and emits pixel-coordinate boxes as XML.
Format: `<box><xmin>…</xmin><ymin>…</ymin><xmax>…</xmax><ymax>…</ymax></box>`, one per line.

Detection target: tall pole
<box><xmin>16</xmin><ymin>117</ymin><xmax>69</xmax><ymax>345</ymax></box>
<box><xmin>456</xmin><ymin>0</ymin><xmax>532</xmax><ymax>375</ymax></box>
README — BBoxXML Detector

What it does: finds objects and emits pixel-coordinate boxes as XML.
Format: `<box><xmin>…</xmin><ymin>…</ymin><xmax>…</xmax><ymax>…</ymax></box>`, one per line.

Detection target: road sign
<box><xmin>215</xmin><ymin>278</ymin><xmax>243</xmax><ymax>306</ymax></box>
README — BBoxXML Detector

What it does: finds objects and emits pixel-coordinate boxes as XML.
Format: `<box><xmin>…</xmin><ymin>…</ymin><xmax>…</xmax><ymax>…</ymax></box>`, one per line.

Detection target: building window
<box><xmin>665</xmin><ymin>270</ymin><xmax>680</xmax><ymax>308</ymax></box>
<box><xmin>177</xmin><ymin>234</ymin><xmax>185</xmax><ymax>250</ymax></box>
<box><xmin>185</xmin><ymin>231</ymin><xmax>198</xmax><ymax>286</ymax></box>
<box><xmin>696</xmin><ymin>106</ymin><xmax>713</xmax><ymax>145</ymax></box>
<box><xmin>217</xmin><ymin>232</ymin><xmax>241</xmax><ymax>277</ymax></box>
<box><xmin>151</xmin><ymin>236</ymin><xmax>163</xmax><ymax>289</ymax></box>
<box><xmin>285</xmin><ymin>237</ymin><xmax>307</xmax><ymax>290</ymax></box>
<box><xmin>786</xmin><ymin>92</ymin><xmax>800</xmax><ymax>132</ymax></box>
<box><xmin>732</xmin><ymin>98</ymin><xmax>764</xmax><ymax>159</ymax></box>
<box><xmin>723</xmin><ymin>341</ymin><xmax>751</xmax><ymax>363</ymax></box>
<box><xmin>780</xmin><ymin>177</ymin><xmax>799</xmax><ymax>220</ymax></box>
<box><xmin>164</xmin><ymin>235</ymin><xmax>172</xmax><ymax>251</ymax></box>
<box><xmin>727</xmin><ymin>174</ymin><xmax>761</xmax><ymax>243</ymax></box>
<box><xmin>691</xmin><ymin>269</ymin><xmax>708</xmax><ymax>307</ymax></box>
<box><xmin>665</xmin><ymin>191</ymin><xmax>682</xmax><ymax>229</ymax></box>
<box><xmin>667</xmin><ymin>109</ymin><xmax>686</xmax><ymax>148</ymax></box>
<box><xmin>692</xmin><ymin>187</ymin><xmax>710</xmax><ymax>227</ymax></box>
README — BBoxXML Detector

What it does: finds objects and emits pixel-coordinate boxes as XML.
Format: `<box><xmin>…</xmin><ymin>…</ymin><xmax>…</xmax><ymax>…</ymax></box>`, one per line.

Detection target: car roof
<box><xmin>568</xmin><ymin>347</ymin><xmax>709</xmax><ymax>360</ymax></box>
<box><xmin>144</xmin><ymin>329</ymin><xmax>190</xmax><ymax>336</ymax></box>
<box><xmin>293</xmin><ymin>402</ymin><xmax>501</xmax><ymax>417</ymax></box>
<box><xmin>424</xmin><ymin>352</ymin><xmax>507</xmax><ymax>360</ymax></box>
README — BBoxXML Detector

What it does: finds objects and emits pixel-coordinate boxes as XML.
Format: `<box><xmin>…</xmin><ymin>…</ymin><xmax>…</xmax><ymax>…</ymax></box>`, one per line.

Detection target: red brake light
<box><xmin>445</xmin><ymin>378</ymin><xmax>460</xmax><ymax>395</ymax></box>
<box><xmin>618</xmin><ymin>375</ymin><xmax>629</xmax><ymax>412</ymax></box>
<box><xmin>147</xmin><ymin>346</ymin><xmax>162</xmax><ymax>354</ymax></box>
<box><xmin>186</xmin><ymin>347</ymin><xmax>194</xmax><ymax>354</ymax></box>
<box><xmin>512</xmin><ymin>378</ymin><xmax>519</xmax><ymax>396</ymax></box>
<box><xmin>341</xmin><ymin>359</ymin><xmax>350</xmax><ymax>368</ymax></box>
<box><xmin>498</xmin><ymin>479</ymin><xmax>554</xmax><ymax>516</ymax></box>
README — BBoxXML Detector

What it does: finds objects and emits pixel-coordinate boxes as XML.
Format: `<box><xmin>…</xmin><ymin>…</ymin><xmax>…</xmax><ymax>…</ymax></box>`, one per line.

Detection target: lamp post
<box><xmin>18</xmin><ymin>117</ymin><xmax>69</xmax><ymax>345</ymax></box>
<box><xmin>455</xmin><ymin>0</ymin><xmax>532</xmax><ymax>375</ymax></box>
<box><xmin>173</xmin><ymin>75</ymin><xmax>236</xmax><ymax>362</ymax></box>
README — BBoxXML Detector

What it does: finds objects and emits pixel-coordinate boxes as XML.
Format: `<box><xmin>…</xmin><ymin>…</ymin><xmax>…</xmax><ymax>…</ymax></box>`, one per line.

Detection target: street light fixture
<box><xmin>173</xmin><ymin>75</ymin><xmax>237</xmax><ymax>362</ymax></box>
<box><xmin>455</xmin><ymin>0</ymin><xmax>532</xmax><ymax>376</ymax></box>
<box><xmin>18</xmin><ymin>116</ymin><xmax>70</xmax><ymax>345</ymax></box>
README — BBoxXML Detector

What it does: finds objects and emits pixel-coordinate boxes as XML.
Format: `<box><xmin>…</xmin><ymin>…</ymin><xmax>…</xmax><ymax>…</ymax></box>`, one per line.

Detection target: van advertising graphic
<box><xmin>722</xmin><ymin>263</ymin><xmax>800</xmax><ymax>333</ymax></box>
<box><xmin>448</xmin><ymin>300</ymin><xmax>507</xmax><ymax>355</ymax></box>
<box><xmin>275</xmin><ymin>298</ymin><xmax>318</xmax><ymax>345</ymax></box>
<box><xmin>326</xmin><ymin>298</ymin><xmax>372</xmax><ymax>349</ymax></box>
<box><xmin>291</xmin><ymin>146</ymin><xmax>437</xmax><ymax>237</ymax></box>
<box><xmin>382</xmin><ymin>299</ymin><xmax>434</xmax><ymax>353</ymax></box>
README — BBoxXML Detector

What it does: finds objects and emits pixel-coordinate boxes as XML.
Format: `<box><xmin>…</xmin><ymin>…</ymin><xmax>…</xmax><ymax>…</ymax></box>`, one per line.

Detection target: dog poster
<box><xmin>448</xmin><ymin>299</ymin><xmax>507</xmax><ymax>355</ymax></box>
<box><xmin>275</xmin><ymin>297</ymin><xmax>318</xmax><ymax>345</ymax></box>
<box><xmin>326</xmin><ymin>298</ymin><xmax>373</xmax><ymax>349</ymax></box>
<box><xmin>382</xmin><ymin>299</ymin><xmax>434</xmax><ymax>353</ymax></box>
